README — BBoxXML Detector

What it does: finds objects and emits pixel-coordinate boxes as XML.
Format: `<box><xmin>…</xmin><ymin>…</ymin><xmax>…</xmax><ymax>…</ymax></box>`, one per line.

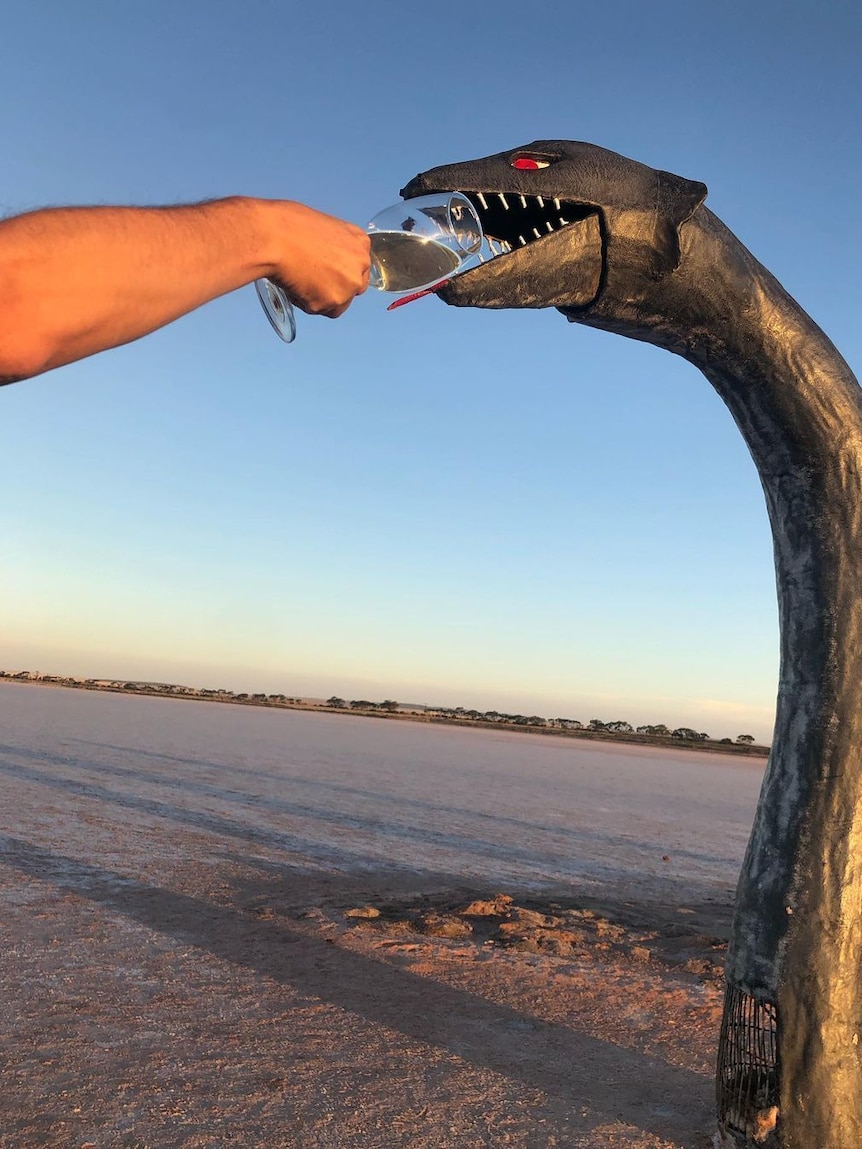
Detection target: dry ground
<box><xmin>1</xmin><ymin>845</ymin><xmax>729</xmax><ymax>1148</ymax></box>
<box><xmin>0</xmin><ymin>685</ymin><xmax>747</xmax><ymax>1147</ymax></box>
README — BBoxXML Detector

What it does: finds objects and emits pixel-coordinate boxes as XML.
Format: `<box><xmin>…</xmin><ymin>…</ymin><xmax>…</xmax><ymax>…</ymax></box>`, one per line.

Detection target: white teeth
<box><xmin>470</xmin><ymin>189</ymin><xmax>575</xmax><ymax>252</ymax></box>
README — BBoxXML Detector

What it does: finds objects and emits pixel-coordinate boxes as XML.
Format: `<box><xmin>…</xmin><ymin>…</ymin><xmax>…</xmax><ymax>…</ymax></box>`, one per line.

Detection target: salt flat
<box><xmin>0</xmin><ymin>682</ymin><xmax>765</xmax><ymax>1147</ymax></box>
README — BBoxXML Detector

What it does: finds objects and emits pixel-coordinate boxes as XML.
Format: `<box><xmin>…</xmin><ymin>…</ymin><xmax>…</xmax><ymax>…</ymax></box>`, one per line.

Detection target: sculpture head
<box><xmin>400</xmin><ymin>140</ymin><xmax>707</xmax><ymax>315</ymax></box>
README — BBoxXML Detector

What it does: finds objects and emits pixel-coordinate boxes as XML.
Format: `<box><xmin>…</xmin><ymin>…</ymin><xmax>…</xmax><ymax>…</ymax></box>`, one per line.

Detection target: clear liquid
<box><xmin>369</xmin><ymin>232</ymin><xmax>461</xmax><ymax>293</ymax></box>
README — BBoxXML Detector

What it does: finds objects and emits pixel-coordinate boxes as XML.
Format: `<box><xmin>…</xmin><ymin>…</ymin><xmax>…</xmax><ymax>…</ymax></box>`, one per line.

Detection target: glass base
<box><xmin>255</xmin><ymin>279</ymin><xmax>296</xmax><ymax>344</ymax></box>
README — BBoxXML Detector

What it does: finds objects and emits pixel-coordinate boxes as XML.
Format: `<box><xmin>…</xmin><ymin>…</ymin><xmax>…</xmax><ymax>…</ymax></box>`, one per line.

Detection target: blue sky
<box><xmin>2</xmin><ymin>0</ymin><xmax>860</xmax><ymax>741</ymax></box>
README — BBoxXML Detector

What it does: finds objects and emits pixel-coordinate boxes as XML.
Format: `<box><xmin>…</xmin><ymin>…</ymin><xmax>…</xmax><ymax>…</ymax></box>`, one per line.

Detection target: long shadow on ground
<box><xmin>1</xmin><ymin>834</ymin><xmax>718</xmax><ymax>1146</ymax></box>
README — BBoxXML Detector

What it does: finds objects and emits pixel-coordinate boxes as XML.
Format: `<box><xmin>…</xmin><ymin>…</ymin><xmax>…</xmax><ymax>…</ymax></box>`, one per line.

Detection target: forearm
<box><xmin>0</xmin><ymin>196</ymin><xmax>369</xmax><ymax>383</ymax></box>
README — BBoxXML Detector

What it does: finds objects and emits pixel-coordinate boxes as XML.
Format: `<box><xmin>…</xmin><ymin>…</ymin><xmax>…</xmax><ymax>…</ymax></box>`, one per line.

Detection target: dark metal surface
<box><xmin>717</xmin><ymin>983</ymin><xmax>779</xmax><ymax>1144</ymax></box>
<box><xmin>402</xmin><ymin>140</ymin><xmax>862</xmax><ymax>1147</ymax></box>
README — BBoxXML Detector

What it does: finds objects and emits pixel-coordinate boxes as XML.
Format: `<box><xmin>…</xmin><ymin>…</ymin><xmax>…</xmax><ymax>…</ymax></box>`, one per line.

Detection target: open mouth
<box><xmin>397</xmin><ymin>175</ymin><xmax>605</xmax><ymax>310</ymax></box>
<box><xmin>458</xmin><ymin>192</ymin><xmax>596</xmax><ymax>256</ymax></box>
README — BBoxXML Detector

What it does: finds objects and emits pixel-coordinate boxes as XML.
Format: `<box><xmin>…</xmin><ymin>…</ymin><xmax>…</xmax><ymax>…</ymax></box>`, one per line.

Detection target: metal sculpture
<box><xmin>400</xmin><ymin>141</ymin><xmax>862</xmax><ymax>1148</ymax></box>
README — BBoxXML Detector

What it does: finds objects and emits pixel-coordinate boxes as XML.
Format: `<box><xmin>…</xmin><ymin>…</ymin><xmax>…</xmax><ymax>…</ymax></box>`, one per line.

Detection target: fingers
<box><xmin>319</xmin><ymin>301</ymin><xmax>351</xmax><ymax>320</ymax></box>
<box><xmin>318</xmin><ymin>258</ymin><xmax>372</xmax><ymax>318</ymax></box>
<box><xmin>269</xmin><ymin>203</ymin><xmax>371</xmax><ymax>318</ymax></box>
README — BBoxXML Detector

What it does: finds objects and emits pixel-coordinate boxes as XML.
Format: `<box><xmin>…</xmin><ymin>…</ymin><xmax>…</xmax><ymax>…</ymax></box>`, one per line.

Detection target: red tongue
<box><xmin>386</xmin><ymin>281</ymin><xmax>451</xmax><ymax>310</ymax></box>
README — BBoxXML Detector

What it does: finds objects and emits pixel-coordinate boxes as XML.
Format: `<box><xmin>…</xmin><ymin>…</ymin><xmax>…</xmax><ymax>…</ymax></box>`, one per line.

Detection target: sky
<box><xmin>2</xmin><ymin>1</ymin><xmax>860</xmax><ymax>743</ymax></box>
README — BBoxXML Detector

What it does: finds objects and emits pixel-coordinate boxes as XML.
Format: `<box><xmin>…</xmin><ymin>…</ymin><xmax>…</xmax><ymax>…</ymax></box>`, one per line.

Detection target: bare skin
<box><xmin>0</xmin><ymin>197</ymin><xmax>371</xmax><ymax>384</ymax></box>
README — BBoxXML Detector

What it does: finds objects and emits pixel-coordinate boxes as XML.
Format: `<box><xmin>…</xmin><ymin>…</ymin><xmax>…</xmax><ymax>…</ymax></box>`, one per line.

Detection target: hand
<box><xmin>264</xmin><ymin>202</ymin><xmax>371</xmax><ymax>319</ymax></box>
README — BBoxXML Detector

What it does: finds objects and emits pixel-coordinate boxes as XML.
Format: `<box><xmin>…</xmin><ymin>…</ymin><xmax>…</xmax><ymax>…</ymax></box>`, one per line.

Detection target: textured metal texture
<box><xmin>402</xmin><ymin>140</ymin><xmax>862</xmax><ymax>1146</ymax></box>
<box><xmin>717</xmin><ymin>983</ymin><xmax>779</xmax><ymax>1145</ymax></box>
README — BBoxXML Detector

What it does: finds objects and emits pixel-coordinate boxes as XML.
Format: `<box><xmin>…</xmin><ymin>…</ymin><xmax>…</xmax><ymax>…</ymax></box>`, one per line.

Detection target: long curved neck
<box><xmin>658</xmin><ymin>207</ymin><xmax>862</xmax><ymax>485</ymax></box>
<box><xmin>584</xmin><ymin>208</ymin><xmax>862</xmax><ymax>1142</ymax></box>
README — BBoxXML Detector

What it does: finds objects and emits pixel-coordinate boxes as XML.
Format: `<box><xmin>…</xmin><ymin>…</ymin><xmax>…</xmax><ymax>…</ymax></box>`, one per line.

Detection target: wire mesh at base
<box><xmin>716</xmin><ymin>981</ymin><xmax>779</xmax><ymax>1144</ymax></box>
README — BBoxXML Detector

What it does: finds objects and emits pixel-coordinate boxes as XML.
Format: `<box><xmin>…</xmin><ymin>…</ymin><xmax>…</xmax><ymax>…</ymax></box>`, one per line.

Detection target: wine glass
<box><xmin>255</xmin><ymin>192</ymin><xmax>484</xmax><ymax>343</ymax></box>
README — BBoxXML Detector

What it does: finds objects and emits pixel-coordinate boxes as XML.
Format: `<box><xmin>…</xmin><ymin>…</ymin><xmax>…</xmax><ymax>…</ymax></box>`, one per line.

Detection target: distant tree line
<box><xmin>323</xmin><ymin>694</ymin><xmax>759</xmax><ymax>745</ymax></box>
<box><xmin>2</xmin><ymin>672</ymin><xmax>761</xmax><ymax>746</ymax></box>
<box><xmin>327</xmin><ymin>697</ymin><xmax>399</xmax><ymax>712</ymax></box>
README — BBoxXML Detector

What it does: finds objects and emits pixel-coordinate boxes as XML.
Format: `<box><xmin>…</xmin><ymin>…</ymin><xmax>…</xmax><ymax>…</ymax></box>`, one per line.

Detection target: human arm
<box><xmin>0</xmin><ymin>196</ymin><xmax>371</xmax><ymax>384</ymax></box>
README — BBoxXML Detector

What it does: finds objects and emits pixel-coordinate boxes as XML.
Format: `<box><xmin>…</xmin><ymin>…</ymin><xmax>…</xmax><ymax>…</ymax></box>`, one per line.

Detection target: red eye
<box><xmin>511</xmin><ymin>157</ymin><xmax>550</xmax><ymax>170</ymax></box>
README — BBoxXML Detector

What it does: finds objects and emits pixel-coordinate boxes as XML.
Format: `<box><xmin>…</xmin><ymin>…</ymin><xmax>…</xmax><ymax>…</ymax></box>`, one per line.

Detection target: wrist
<box><xmin>215</xmin><ymin>196</ymin><xmax>289</xmax><ymax>283</ymax></box>
<box><xmin>238</xmin><ymin>197</ymin><xmax>309</xmax><ymax>284</ymax></box>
